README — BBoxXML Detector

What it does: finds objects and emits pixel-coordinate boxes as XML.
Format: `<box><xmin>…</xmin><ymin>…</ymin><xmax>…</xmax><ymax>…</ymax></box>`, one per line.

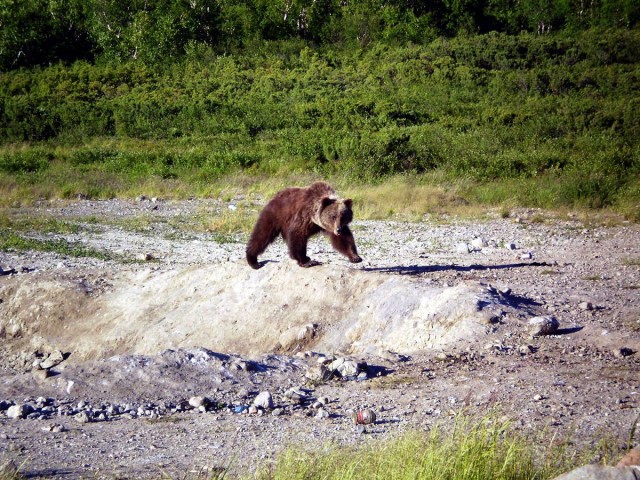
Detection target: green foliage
<box><xmin>0</xmin><ymin>150</ymin><xmax>52</xmax><ymax>174</ymax></box>
<box><xmin>0</xmin><ymin>29</ymin><xmax>639</xmax><ymax>215</ymax></box>
<box><xmin>2</xmin><ymin>0</ymin><xmax>639</xmax><ymax>70</ymax></box>
<box><xmin>85</xmin><ymin>0</ymin><xmax>222</xmax><ymax>63</ymax></box>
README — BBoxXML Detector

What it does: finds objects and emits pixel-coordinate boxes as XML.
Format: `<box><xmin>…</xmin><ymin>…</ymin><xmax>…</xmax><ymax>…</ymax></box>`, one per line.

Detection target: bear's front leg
<box><xmin>329</xmin><ymin>227</ymin><xmax>362</xmax><ymax>263</ymax></box>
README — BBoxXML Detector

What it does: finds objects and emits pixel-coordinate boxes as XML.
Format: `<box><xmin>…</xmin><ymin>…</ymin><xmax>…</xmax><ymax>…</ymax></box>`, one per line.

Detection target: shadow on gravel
<box><xmin>363</xmin><ymin>261</ymin><xmax>553</xmax><ymax>276</ymax></box>
<box><xmin>365</xmin><ymin>364</ymin><xmax>395</xmax><ymax>378</ymax></box>
<box><xmin>24</xmin><ymin>469</ymin><xmax>76</xmax><ymax>478</ymax></box>
<box><xmin>555</xmin><ymin>326</ymin><xmax>584</xmax><ymax>335</ymax></box>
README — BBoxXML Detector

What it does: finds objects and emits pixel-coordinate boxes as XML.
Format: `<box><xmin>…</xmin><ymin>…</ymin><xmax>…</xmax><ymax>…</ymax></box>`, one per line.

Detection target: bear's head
<box><xmin>316</xmin><ymin>197</ymin><xmax>354</xmax><ymax>235</ymax></box>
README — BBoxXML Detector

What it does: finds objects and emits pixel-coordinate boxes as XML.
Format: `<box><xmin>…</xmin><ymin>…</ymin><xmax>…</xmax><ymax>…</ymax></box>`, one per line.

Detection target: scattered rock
<box><xmin>0</xmin><ymin>266</ymin><xmax>17</xmax><ymax>276</ymax></box>
<box><xmin>528</xmin><ymin>316</ymin><xmax>559</xmax><ymax>336</ymax></box>
<box><xmin>613</xmin><ymin>347</ymin><xmax>635</xmax><ymax>358</ymax></box>
<box><xmin>39</xmin><ymin>350</ymin><xmax>65</xmax><ymax>369</ymax></box>
<box><xmin>0</xmin><ymin>200</ymin><xmax>639</xmax><ymax>478</ymax></box>
<box><xmin>231</xmin><ymin>360</ymin><xmax>254</xmax><ymax>372</ymax></box>
<box><xmin>551</xmin><ymin>464</ymin><xmax>640</xmax><ymax>480</ymax></box>
<box><xmin>33</xmin><ymin>368</ymin><xmax>52</xmax><ymax>380</ymax></box>
<box><xmin>252</xmin><ymin>391</ymin><xmax>273</xmax><ymax>410</ymax></box>
<box><xmin>579</xmin><ymin>301</ymin><xmax>594</xmax><ymax>311</ymax></box>
<box><xmin>188</xmin><ymin>396</ymin><xmax>211</xmax><ymax>410</ymax></box>
<box><xmin>328</xmin><ymin>358</ymin><xmax>363</xmax><ymax>379</ymax></box>
<box><xmin>7</xmin><ymin>404</ymin><xmax>33</xmax><ymax>419</ymax></box>
<box><xmin>305</xmin><ymin>365</ymin><xmax>333</xmax><ymax>383</ymax></box>
<box><xmin>471</xmin><ymin>238</ymin><xmax>488</xmax><ymax>249</ymax></box>
<box><xmin>434</xmin><ymin>352</ymin><xmax>453</xmax><ymax>362</ymax></box>
<box><xmin>284</xmin><ymin>388</ymin><xmax>308</xmax><ymax>405</ymax></box>
<box><xmin>41</xmin><ymin>423</ymin><xmax>66</xmax><ymax>433</ymax></box>
<box><xmin>519</xmin><ymin>345</ymin><xmax>535</xmax><ymax>355</ymax></box>
<box><xmin>74</xmin><ymin>411</ymin><xmax>91</xmax><ymax>423</ymax></box>
<box><xmin>456</xmin><ymin>243</ymin><xmax>470</xmax><ymax>254</ymax></box>
<box><xmin>498</xmin><ymin>286</ymin><xmax>512</xmax><ymax>296</ymax></box>
<box><xmin>315</xmin><ymin>408</ymin><xmax>330</xmax><ymax>420</ymax></box>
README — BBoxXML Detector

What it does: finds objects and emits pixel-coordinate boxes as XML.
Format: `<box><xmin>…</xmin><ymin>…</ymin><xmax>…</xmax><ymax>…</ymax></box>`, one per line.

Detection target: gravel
<box><xmin>1</xmin><ymin>198</ymin><xmax>639</xmax><ymax>479</ymax></box>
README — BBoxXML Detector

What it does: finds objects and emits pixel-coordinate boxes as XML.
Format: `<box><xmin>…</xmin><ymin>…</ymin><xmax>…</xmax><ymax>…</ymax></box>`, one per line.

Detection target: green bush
<box><xmin>0</xmin><ymin>150</ymin><xmax>52</xmax><ymax>174</ymax></box>
<box><xmin>1</xmin><ymin>28</ymin><xmax>639</xmax><ymax>213</ymax></box>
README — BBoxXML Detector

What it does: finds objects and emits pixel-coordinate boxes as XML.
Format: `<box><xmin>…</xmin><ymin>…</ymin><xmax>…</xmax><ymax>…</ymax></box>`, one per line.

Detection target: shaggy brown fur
<box><xmin>246</xmin><ymin>182</ymin><xmax>362</xmax><ymax>269</ymax></box>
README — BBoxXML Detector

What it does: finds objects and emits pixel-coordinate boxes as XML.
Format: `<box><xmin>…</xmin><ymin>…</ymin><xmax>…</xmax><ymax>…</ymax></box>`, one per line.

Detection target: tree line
<box><xmin>2</xmin><ymin>0</ymin><xmax>639</xmax><ymax>70</ymax></box>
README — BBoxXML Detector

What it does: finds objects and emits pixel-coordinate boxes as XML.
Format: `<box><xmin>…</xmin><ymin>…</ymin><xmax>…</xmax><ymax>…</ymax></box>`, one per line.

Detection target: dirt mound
<box><xmin>1</xmin><ymin>261</ymin><xmax>526</xmax><ymax>363</ymax></box>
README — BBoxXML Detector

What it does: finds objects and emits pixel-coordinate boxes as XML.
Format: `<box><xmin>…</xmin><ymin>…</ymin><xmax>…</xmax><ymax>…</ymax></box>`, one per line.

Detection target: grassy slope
<box><xmin>1</xmin><ymin>32</ymin><xmax>639</xmax><ymax>476</ymax></box>
<box><xmin>0</xmin><ymin>29</ymin><xmax>639</xmax><ymax>220</ymax></box>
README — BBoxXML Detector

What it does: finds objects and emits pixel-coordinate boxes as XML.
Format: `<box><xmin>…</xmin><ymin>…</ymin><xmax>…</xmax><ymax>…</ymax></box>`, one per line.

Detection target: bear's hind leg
<box><xmin>246</xmin><ymin>213</ymin><xmax>280</xmax><ymax>269</ymax></box>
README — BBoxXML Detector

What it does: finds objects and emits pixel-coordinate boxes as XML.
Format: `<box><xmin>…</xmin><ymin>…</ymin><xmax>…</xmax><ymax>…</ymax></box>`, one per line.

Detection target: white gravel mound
<box><xmin>1</xmin><ymin>261</ymin><xmax>506</xmax><ymax>360</ymax></box>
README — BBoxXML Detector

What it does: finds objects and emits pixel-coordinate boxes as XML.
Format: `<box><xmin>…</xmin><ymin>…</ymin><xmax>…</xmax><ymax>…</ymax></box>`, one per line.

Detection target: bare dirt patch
<box><xmin>1</xmin><ymin>199</ymin><xmax>639</xmax><ymax>479</ymax></box>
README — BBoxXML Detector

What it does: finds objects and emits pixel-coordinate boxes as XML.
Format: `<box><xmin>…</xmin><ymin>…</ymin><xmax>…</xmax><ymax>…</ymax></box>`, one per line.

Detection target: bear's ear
<box><xmin>320</xmin><ymin>196</ymin><xmax>336</xmax><ymax>209</ymax></box>
<box><xmin>344</xmin><ymin>199</ymin><xmax>353</xmax><ymax>210</ymax></box>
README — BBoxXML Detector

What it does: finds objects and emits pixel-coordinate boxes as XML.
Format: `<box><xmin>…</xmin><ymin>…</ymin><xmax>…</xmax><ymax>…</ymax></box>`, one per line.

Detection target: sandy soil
<box><xmin>0</xmin><ymin>198</ymin><xmax>639</xmax><ymax>479</ymax></box>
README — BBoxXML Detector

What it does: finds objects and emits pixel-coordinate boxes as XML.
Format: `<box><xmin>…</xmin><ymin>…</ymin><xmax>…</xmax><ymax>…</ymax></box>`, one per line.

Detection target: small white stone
<box><xmin>471</xmin><ymin>237</ymin><xmax>488</xmax><ymax>249</ymax></box>
<box><xmin>189</xmin><ymin>396</ymin><xmax>210</xmax><ymax>409</ymax></box>
<box><xmin>456</xmin><ymin>243</ymin><xmax>470</xmax><ymax>254</ymax></box>
<box><xmin>253</xmin><ymin>391</ymin><xmax>273</xmax><ymax>409</ymax></box>
<box><xmin>315</xmin><ymin>408</ymin><xmax>329</xmax><ymax>420</ymax></box>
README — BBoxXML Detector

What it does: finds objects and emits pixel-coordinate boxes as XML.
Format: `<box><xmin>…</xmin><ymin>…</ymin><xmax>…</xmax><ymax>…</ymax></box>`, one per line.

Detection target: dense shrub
<box><xmin>1</xmin><ymin>28</ymin><xmax>639</xmax><ymax>211</ymax></box>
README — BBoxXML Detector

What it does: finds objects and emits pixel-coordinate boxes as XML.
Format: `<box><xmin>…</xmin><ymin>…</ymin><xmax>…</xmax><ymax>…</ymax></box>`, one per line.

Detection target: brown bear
<box><xmin>246</xmin><ymin>181</ymin><xmax>362</xmax><ymax>269</ymax></box>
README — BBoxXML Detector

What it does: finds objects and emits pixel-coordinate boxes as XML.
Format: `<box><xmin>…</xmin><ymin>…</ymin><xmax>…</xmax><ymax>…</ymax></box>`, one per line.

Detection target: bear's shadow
<box><xmin>363</xmin><ymin>261</ymin><xmax>553</xmax><ymax>276</ymax></box>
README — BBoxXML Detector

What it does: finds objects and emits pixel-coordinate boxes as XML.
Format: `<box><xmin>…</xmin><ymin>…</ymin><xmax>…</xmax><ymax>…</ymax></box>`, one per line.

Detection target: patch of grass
<box><xmin>365</xmin><ymin>373</ymin><xmax>420</xmax><ymax>389</ymax></box>
<box><xmin>620</xmin><ymin>312</ymin><xmax>640</xmax><ymax>332</ymax></box>
<box><xmin>582</xmin><ymin>275</ymin><xmax>602</xmax><ymax>281</ymax></box>
<box><xmin>0</xmin><ymin>230</ymin><xmax>117</xmax><ymax>261</ymax></box>
<box><xmin>110</xmin><ymin>215</ymin><xmax>154</xmax><ymax>234</ymax></box>
<box><xmin>621</xmin><ymin>257</ymin><xmax>640</xmax><ymax>267</ymax></box>
<box><xmin>0</xmin><ymin>214</ymin><xmax>83</xmax><ymax>235</ymax></box>
<box><xmin>347</xmin><ymin>175</ymin><xmax>477</xmax><ymax>221</ymax></box>
<box><xmin>255</xmin><ymin>414</ymin><xmax>608</xmax><ymax>480</ymax></box>
<box><xmin>206</xmin><ymin>205</ymin><xmax>256</xmax><ymax>241</ymax></box>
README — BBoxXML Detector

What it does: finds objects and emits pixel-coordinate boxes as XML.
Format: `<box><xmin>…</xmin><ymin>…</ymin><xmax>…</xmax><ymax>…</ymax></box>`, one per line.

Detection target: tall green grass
<box><xmin>255</xmin><ymin>415</ymin><xmax>617</xmax><ymax>480</ymax></box>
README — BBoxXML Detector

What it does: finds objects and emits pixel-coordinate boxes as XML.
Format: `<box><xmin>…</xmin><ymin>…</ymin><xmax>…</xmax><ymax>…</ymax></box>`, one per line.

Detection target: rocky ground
<box><xmin>0</xmin><ymin>197</ymin><xmax>639</xmax><ymax>479</ymax></box>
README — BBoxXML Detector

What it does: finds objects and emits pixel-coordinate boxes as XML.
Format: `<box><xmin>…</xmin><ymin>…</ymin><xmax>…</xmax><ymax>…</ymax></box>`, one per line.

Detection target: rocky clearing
<box><xmin>0</xmin><ymin>197</ymin><xmax>639</xmax><ymax>479</ymax></box>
